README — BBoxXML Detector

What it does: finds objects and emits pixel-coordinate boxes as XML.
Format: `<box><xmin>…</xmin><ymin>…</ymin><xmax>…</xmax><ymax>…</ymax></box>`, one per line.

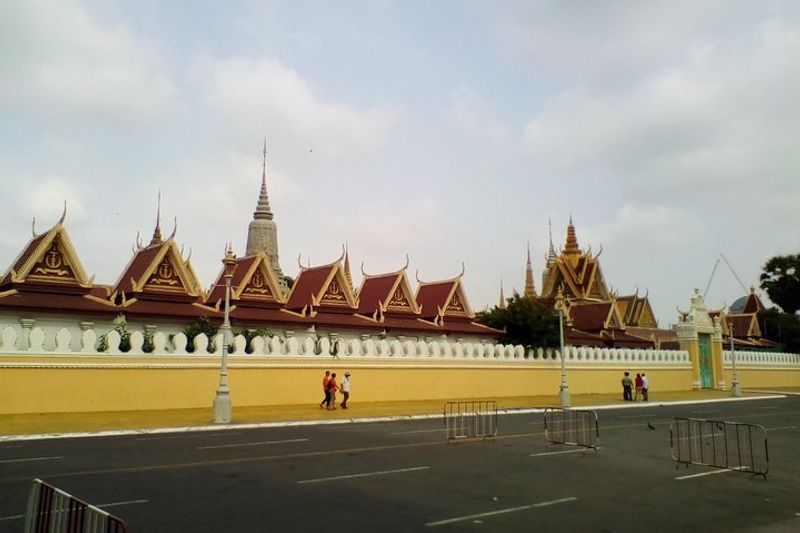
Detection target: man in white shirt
<box><xmin>642</xmin><ymin>373</ymin><xmax>649</xmax><ymax>401</ymax></box>
<box><xmin>340</xmin><ymin>372</ymin><xmax>351</xmax><ymax>409</ymax></box>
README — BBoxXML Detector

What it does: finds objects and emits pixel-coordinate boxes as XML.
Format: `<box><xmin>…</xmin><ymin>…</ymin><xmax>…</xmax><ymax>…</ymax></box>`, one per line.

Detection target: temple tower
<box><xmin>246</xmin><ymin>142</ymin><xmax>288</xmax><ymax>293</ymax></box>
<box><xmin>524</xmin><ymin>242</ymin><xmax>536</xmax><ymax>298</ymax></box>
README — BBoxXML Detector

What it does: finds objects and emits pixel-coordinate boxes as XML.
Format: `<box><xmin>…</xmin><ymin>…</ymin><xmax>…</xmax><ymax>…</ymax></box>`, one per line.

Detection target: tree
<box><xmin>182</xmin><ymin>317</ymin><xmax>219</xmax><ymax>353</ymax></box>
<box><xmin>759</xmin><ymin>308</ymin><xmax>800</xmax><ymax>353</ymax></box>
<box><xmin>477</xmin><ymin>295</ymin><xmax>559</xmax><ymax>348</ymax></box>
<box><xmin>760</xmin><ymin>253</ymin><xmax>800</xmax><ymax>314</ymax></box>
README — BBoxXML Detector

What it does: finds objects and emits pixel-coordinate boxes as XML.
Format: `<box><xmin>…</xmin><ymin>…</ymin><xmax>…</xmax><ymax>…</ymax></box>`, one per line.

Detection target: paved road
<box><xmin>1</xmin><ymin>396</ymin><xmax>799</xmax><ymax>532</ymax></box>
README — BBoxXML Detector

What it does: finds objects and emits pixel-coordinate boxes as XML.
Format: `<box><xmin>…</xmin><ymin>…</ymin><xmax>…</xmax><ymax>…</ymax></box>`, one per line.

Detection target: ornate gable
<box><xmin>143</xmin><ymin>253</ymin><xmax>184</xmax><ymax>293</ymax></box>
<box><xmin>3</xmin><ymin>218</ymin><xmax>91</xmax><ymax>288</ymax></box>
<box><xmin>313</xmin><ymin>263</ymin><xmax>357</xmax><ymax>309</ymax></box>
<box><xmin>384</xmin><ymin>273</ymin><xmax>420</xmax><ymax>314</ymax></box>
<box><xmin>122</xmin><ymin>240</ymin><xmax>204</xmax><ymax>298</ymax></box>
<box><xmin>235</xmin><ymin>253</ymin><xmax>285</xmax><ymax>304</ymax></box>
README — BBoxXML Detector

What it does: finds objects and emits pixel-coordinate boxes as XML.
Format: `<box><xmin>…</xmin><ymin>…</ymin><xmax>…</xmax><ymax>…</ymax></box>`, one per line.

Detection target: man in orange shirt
<box><xmin>326</xmin><ymin>373</ymin><xmax>339</xmax><ymax>410</ymax></box>
<box><xmin>320</xmin><ymin>370</ymin><xmax>331</xmax><ymax>408</ymax></box>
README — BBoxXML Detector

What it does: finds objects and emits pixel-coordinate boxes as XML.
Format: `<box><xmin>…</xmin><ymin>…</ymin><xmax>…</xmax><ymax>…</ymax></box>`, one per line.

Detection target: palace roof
<box><xmin>206</xmin><ymin>252</ymin><xmax>286</xmax><ymax>307</ymax></box>
<box><xmin>285</xmin><ymin>256</ymin><xmax>357</xmax><ymax>315</ymax></box>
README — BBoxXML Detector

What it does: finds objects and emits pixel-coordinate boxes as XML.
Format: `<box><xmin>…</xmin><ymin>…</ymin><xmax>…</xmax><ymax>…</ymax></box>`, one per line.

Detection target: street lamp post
<box><xmin>213</xmin><ymin>245</ymin><xmax>237</xmax><ymax>423</ymax></box>
<box><xmin>555</xmin><ymin>291</ymin><xmax>571</xmax><ymax>407</ymax></box>
<box><xmin>729</xmin><ymin>321</ymin><xmax>741</xmax><ymax>397</ymax></box>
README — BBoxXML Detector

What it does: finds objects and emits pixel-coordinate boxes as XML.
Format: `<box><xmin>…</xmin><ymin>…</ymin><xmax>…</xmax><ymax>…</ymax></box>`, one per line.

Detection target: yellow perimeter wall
<box><xmin>1</xmin><ymin>354</ymin><xmax>700</xmax><ymax>415</ymax></box>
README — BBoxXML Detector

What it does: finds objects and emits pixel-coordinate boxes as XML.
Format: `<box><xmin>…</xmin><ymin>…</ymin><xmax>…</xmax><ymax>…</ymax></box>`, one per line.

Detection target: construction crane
<box><xmin>703</xmin><ymin>253</ymin><xmax>751</xmax><ymax>300</ymax></box>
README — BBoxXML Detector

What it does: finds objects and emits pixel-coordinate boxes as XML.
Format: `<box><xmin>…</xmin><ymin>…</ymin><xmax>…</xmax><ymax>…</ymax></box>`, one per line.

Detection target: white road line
<box><xmin>530</xmin><ymin>448</ymin><xmax>601</xmax><ymax>457</ymax></box>
<box><xmin>425</xmin><ymin>497</ymin><xmax>578</xmax><ymax>527</ymax></box>
<box><xmin>391</xmin><ymin>428</ymin><xmax>443</xmax><ymax>435</ymax></box>
<box><xmin>137</xmin><ymin>432</ymin><xmax>241</xmax><ymax>441</ymax></box>
<box><xmin>691</xmin><ymin>409</ymin><xmax>722</xmax><ymax>414</ymax></box>
<box><xmin>197</xmin><ymin>438</ymin><xmax>308</xmax><ymax>450</ymax></box>
<box><xmin>620</xmin><ymin>414</ymin><xmax>658</xmax><ymax>419</ymax></box>
<box><xmin>0</xmin><ymin>455</ymin><xmax>63</xmax><ymax>464</ymax></box>
<box><xmin>298</xmin><ymin>466</ymin><xmax>430</xmax><ymax>484</ymax></box>
<box><xmin>766</xmin><ymin>426</ymin><xmax>797</xmax><ymax>431</ymax></box>
<box><xmin>675</xmin><ymin>467</ymin><xmax>746</xmax><ymax>480</ymax></box>
<box><xmin>0</xmin><ymin>499</ymin><xmax>147</xmax><ymax>522</ymax></box>
<box><xmin>757</xmin><ymin>406</ymin><xmax>779</xmax><ymax>410</ymax></box>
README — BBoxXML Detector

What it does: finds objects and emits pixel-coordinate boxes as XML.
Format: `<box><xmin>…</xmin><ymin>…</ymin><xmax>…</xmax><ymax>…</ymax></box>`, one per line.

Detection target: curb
<box><xmin>0</xmin><ymin>394</ymin><xmax>788</xmax><ymax>443</ymax></box>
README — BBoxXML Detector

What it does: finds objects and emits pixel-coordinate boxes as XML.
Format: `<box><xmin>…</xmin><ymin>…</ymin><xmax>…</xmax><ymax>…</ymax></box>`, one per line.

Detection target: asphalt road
<box><xmin>1</xmin><ymin>396</ymin><xmax>799</xmax><ymax>532</ymax></box>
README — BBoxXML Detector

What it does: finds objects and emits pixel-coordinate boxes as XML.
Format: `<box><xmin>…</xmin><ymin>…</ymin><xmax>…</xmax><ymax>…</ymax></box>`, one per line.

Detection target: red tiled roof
<box><xmin>2</xmin><ymin>233</ymin><xmax>48</xmax><ymax>285</ymax></box>
<box><xmin>416</xmin><ymin>282</ymin><xmax>455</xmax><ymax>319</ymax></box>
<box><xmin>565</xmin><ymin>327</ymin><xmax>605</xmax><ymax>347</ymax></box>
<box><xmin>120</xmin><ymin>299</ymin><xmax>219</xmax><ymax>319</ymax></box>
<box><xmin>383</xmin><ymin>316</ymin><xmax>443</xmax><ymax>333</ymax></box>
<box><xmin>742</xmin><ymin>293</ymin><xmax>764</xmax><ymax>314</ymax></box>
<box><xmin>230</xmin><ymin>306</ymin><xmax>310</xmax><ymax>326</ymax></box>
<box><xmin>728</xmin><ymin>314</ymin><xmax>756</xmax><ymax>338</ymax></box>
<box><xmin>604</xmin><ymin>330</ymin><xmax>656</xmax><ymax>348</ymax></box>
<box><xmin>625</xmin><ymin>327</ymin><xmax>677</xmax><ymax>341</ymax></box>
<box><xmin>569</xmin><ymin>302</ymin><xmax>613</xmax><ymax>331</ymax></box>
<box><xmin>442</xmin><ymin>319</ymin><xmax>502</xmax><ymax>336</ymax></box>
<box><xmin>0</xmin><ymin>290</ymin><xmax>117</xmax><ymax>315</ymax></box>
<box><xmin>114</xmin><ymin>245</ymin><xmax>163</xmax><ymax>294</ymax></box>
<box><xmin>206</xmin><ymin>256</ymin><xmax>258</xmax><ymax>303</ymax></box>
<box><xmin>357</xmin><ymin>274</ymin><xmax>400</xmax><ymax>315</ymax></box>
<box><xmin>285</xmin><ymin>265</ymin><xmax>335</xmax><ymax>310</ymax></box>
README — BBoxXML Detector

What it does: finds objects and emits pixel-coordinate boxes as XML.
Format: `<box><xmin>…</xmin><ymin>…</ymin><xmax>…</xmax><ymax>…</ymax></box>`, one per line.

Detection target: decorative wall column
<box><xmin>712</xmin><ymin>316</ymin><xmax>725</xmax><ymax>390</ymax></box>
<box><xmin>676</xmin><ymin>290</ymin><xmax>719</xmax><ymax>390</ymax></box>
<box><xmin>19</xmin><ymin>318</ymin><xmax>35</xmax><ymax>351</ymax></box>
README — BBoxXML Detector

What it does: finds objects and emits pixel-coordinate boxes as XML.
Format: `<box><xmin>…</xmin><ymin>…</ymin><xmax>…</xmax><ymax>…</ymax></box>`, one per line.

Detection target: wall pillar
<box><xmin>712</xmin><ymin>317</ymin><xmax>725</xmax><ymax>390</ymax></box>
<box><xmin>19</xmin><ymin>318</ymin><xmax>35</xmax><ymax>351</ymax></box>
<box><xmin>677</xmin><ymin>319</ymin><xmax>701</xmax><ymax>389</ymax></box>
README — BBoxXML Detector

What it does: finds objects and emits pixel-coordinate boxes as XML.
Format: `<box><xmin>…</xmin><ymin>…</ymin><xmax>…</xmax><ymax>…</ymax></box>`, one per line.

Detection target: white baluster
<box><xmin>172</xmin><ymin>333</ymin><xmax>188</xmax><ymax>355</ymax></box>
<box><xmin>152</xmin><ymin>332</ymin><xmax>167</xmax><ymax>354</ymax></box>
<box><xmin>1</xmin><ymin>326</ymin><xmax>17</xmax><ymax>352</ymax></box>
<box><xmin>129</xmin><ymin>331</ymin><xmax>144</xmax><ymax>354</ymax></box>
<box><xmin>193</xmin><ymin>333</ymin><xmax>209</xmax><ymax>354</ymax></box>
<box><xmin>106</xmin><ymin>330</ymin><xmax>121</xmax><ymax>354</ymax></box>
<box><xmin>54</xmin><ymin>328</ymin><xmax>72</xmax><ymax>353</ymax></box>
<box><xmin>81</xmin><ymin>328</ymin><xmax>97</xmax><ymax>353</ymax></box>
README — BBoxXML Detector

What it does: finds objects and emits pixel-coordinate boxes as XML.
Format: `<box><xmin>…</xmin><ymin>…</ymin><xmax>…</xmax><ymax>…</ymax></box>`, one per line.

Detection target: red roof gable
<box><xmin>357</xmin><ymin>274</ymin><xmax>400</xmax><ymax>315</ymax></box>
<box><xmin>114</xmin><ymin>245</ymin><xmax>163</xmax><ymax>295</ymax></box>
<box><xmin>417</xmin><ymin>282</ymin><xmax>456</xmax><ymax>319</ymax></box>
<box><xmin>568</xmin><ymin>302</ymin><xmax>615</xmax><ymax>331</ymax></box>
<box><xmin>285</xmin><ymin>264</ymin><xmax>335</xmax><ymax>310</ymax></box>
<box><xmin>207</xmin><ymin>256</ymin><xmax>258</xmax><ymax>303</ymax></box>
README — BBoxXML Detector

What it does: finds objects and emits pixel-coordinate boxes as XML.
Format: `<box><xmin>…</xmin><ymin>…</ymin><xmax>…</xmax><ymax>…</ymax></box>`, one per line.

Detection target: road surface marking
<box><xmin>691</xmin><ymin>409</ymin><xmax>722</xmax><ymax>414</ymax></box>
<box><xmin>298</xmin><ymin>466</ymin><xmax>430</xmax><ymax>484</ymax></box>
<box><xmin>0</xmin><ymin>456</ymin><xmax>63</xmax><ymax>464</ymax></box>
<box><xmin>0</xmin><ymin>499</ymin><xmax>147</xmax><ymax>522</ymax></box>
<box><xmin>391</xmin><ymin>428</ymin><xmax>443</xmax><ymax>435</ymax></box>
<box><xmin>620</xmin><ymin>414</ymin><xmax>658</xmax><ymax>419</ymax></box>
<box><xmin>766</xmin><ymin>426</ymin><xmax>797</xmax><ymax>431</ymax></box>
<box><xmin>676</xmin><ymin>467</ymin><xmax>746</xmax><ymax>480</ymax></box>
<box><xmin>530</xmin><ymin>448</ymin><xmax>601</xmax><ymax>457</ymax></box>
<box><xmin>137</xmin><ymin>432</ymin><xmax>241</xmax><ymax>441</ymax></box>
<box><xmin>197</xmin><ymin>438</ymin><xmax>309</xmax><ymax>450</ymax></box>
<box><xmin>425</xmin><ymin>497</ymin><xmax>578</xmax><ymax>526</ymax></box>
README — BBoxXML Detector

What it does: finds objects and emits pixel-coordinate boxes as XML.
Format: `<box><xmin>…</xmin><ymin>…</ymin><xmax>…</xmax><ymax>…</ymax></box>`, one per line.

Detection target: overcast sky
<box><xmin>1</xmin><ymin>0</ymin><xmax>798</xmax><ymax>326</ymax></box>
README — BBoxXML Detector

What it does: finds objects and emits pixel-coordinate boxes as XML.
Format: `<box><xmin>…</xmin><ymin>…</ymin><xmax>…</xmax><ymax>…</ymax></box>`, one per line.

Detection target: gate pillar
<box><xmin>677</xmin><ymin>290</ymin><xmax>720</xmax><ymax>390</ymax></box>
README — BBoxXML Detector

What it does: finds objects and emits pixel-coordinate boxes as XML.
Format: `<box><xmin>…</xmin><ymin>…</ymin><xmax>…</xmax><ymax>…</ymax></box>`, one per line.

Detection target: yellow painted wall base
<box><xmin>0</xmin><ymin>354</ymin><xmax>703</xmax><ymax>415</ymax></box>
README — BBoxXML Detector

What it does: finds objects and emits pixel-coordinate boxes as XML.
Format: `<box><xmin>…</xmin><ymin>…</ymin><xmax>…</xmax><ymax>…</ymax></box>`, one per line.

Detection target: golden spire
<box><xmin>564</xmin><ymin>214</ymin><xmax>580</xmax><ymax>257</ymax></box>
<box><xmin>524</xmin><ymin>241</ymin><xmax>536</xmax><ymax>298</ymax></box>
<box><xmin>498</xmin><ymin>280</ymin><xmax>506</xmax><ymax>309</ymax></box>
<box><xmin>546</xmin><ymin>217</ymin><xmax>557</xmax><ymax>265</ymax></box>
<box><xmin>343</xmin><ymin>242</ymin><xmax>354</xmax><ymax>292</ymax></box>
<box><xmin>254</xmin><ymin>139</ymin><xmax>274</xmax><ymax>221</ymax></box>
<box><xmin>150</xmin><ymin>189</ymin><xmax>163</xmax><ymax>246</ymax></box>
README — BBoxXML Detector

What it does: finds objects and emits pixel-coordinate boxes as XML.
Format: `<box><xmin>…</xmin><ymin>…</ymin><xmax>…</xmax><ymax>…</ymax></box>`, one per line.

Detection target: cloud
<box><xmin>194</xmin><ymin>56</ymin><xmax>397</xmax><ymax>159</ymax></box>
<box><xmin>451</xmin><ymin>86</ymin><xmax>511</xmax><ymax>146</ymax></box>
<box><xmin>17</xmin><ymin>175</ymin><xmax>88</xmax><ymax>223</ymax></box>
<box><xmin>0</xmin><ymin>0</ymin><xmax>177</xmax><ymax>127</ymax></box>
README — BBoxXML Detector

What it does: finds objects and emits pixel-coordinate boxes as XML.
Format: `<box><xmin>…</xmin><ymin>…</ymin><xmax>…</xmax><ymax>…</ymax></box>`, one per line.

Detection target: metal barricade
<box><xmin>670</xmin><ymin>417</ymin><xmax>769</xmax><ymax>478</ymax></box>
<box><xmin>543</xmin><ymin>407</ymin><xmax>599</xmax><ymax>450</ymax></box>
<box><xmin>443</xmin><ymin>400</ymin><xmax>498</xmax><ymax>442</ymax></box>
<box><xmin>24</xmin><ymin>478</ymin><xmax>129</xmax><ymax>533</ymax></box>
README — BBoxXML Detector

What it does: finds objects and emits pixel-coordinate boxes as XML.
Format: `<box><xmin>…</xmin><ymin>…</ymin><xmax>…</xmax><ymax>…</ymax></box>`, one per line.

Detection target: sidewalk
<box><xmin>1</xmin><ymin>388</ymin><xmax>796</xmax><ymax>440</ymax></box>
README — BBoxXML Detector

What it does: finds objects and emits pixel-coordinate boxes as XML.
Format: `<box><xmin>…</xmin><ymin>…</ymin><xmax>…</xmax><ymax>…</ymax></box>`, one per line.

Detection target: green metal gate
<box><xmin>698</xmin><ymin>334</ymin><xmax>713</xmax><ymax>389</ymax></box>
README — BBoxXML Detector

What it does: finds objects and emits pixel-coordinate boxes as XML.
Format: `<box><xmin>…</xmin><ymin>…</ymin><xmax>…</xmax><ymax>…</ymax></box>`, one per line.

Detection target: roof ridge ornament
<box><xmin>31</xmin><ymin>217</ymin><xmax>37</xmax><ymax>238</ymax></box>
<box><xmin>168</xmin><ymin>217</ymin><xmax>177</xmax><ymax>241</ymax></box>
<box><xmin>59</xmin><ymin>200</ymin><xmax>67</xmax><ymax>225</ymax></box>
<box><xmin>150</xmin><ymin>190</ymin><xmax>163</xmax><ymax>246</ymax></box>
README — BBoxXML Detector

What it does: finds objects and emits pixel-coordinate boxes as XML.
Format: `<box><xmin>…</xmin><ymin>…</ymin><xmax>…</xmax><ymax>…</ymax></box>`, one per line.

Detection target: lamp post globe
<box><xmin>213</xmin><ymin>244</ymin><xmax>237</xmax><ymax>423</ymax></box>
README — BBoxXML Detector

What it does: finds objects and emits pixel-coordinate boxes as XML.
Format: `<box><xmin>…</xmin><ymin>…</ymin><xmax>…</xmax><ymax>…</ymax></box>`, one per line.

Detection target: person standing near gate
<box><xmin>326</xmin><ymin>372</ymin><xmax>339</xmax><ymax>410</ymax></box>
<box><xmin>320</xmin><ymin>370</ymin><xmax>331</xmax><ymax>408</ymax></box>
<box><xmin>340</xmin><ymin>372</ymin><xmax>351</xmax><ymax>409</ymax></box>
<box><xmin>634</xmin><ymin>373</ymin><xmax>643</xmax><ymax>401</ymax></box>
<box><xmin>621</xmin><ymin>372</ymin><xmax>633</xmax><ymax>401</ymax></box>
<box><xmin>642</xmin><ymin>373</ymin><xmax>649</xmax><ymax>401</ymax></box>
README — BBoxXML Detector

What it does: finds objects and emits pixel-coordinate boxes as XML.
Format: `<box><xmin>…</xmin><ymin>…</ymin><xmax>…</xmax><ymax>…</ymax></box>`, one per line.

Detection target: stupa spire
<box><xmin>343</xmin><ymin>243</ymin><xmax>354</xmax><ymax>292</ymax></box>
<box><xmin>564</xmin><ymin>214</ymin><xmax>580</xmax><ymax>256</ymax></box>
<box><xmin>546</xmin><ymin>218</ymin><xmax>557</xmax><ymax>264</ymax></box>
<box><xmin>150</xmin><ymin>190</ymin><xmax>163</xmax><ymax>246</ymax></box>
<box><xmin>524</xmin><ymin>241</ymin><xmax>536</xmax><ymax>298</ymax></box>
<box><xmin>498</xmin><ymin>280</ymin><xmax>506</xmax><ymax>309</ymax></box>
<box><xmin>253</xmin><ymin>139</ymin><xmax>274</xmax><ymax>221</ymax></box>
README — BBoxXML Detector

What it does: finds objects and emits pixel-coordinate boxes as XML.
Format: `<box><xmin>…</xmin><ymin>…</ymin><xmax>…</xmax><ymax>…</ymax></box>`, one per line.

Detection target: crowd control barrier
<box><xmin>443</xmin><ymin>400</ymin><xmax>498</xmax><ymax>442</ymax></box>
<box><xmin>670</xmin><ymin>417</ymin><xmax>769</xmax><ymax>478</ymax></box>
<box><xmin>24</xmin><ymin>478</ymin><xmax>129</xmax><ymax>533</ymax></box>
<box><xmin>543</xmin><ymin>407</ymin><xmax>600</xmax><ymax>451</ymax></box>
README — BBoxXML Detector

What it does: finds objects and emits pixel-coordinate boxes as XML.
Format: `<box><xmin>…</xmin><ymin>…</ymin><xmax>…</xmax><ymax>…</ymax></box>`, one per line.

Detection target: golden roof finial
<box><xmin>524</xmin><ymin>241</ymin><xmax>536</xmax><ymax>298</ymax></box>
<box><xmin>564</xmin><ymin>215</ymin><xmax>580</xmax><ymax>256</ymax></box>
<box><xmin>150</xmin><ymin>189</ymin><xmax>163</xmax><ymax>246</ymax></box>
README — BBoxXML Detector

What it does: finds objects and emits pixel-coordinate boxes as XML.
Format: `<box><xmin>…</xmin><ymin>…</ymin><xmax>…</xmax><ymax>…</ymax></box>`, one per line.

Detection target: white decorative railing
<box><xmin>0</xmin><ymin>324</ymin><xmax>698</xmax><ymax>365</ymax></box>
<box><xmin>723</xmin><ymin>350</ymin><xmax>800</xmax><ymax>365</ymax></box>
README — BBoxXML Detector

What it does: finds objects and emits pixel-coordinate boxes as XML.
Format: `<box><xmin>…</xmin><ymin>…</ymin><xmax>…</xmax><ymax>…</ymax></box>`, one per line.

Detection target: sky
<box><xmin>1</xmin><ymin>0</ymin><xmax>798</xmax><ymax>327</ymax></box>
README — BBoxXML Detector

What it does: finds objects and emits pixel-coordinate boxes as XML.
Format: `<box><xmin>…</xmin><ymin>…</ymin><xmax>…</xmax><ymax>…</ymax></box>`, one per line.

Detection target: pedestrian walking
<box><xmin>320</xmin><ymin>370</ymin><xmax>331</xmax><ymax>408</ymax></box>
<box><xmin>326</xmin><ymin>372</ymin><xmax>339</xmax><ymax>410</ymax></box>
<box><xmin>642</xmin><ymin>373</ymin><xmax>649</xmax><ymax>401</ymax></box>
<box><xmin>634</xmin><ymin>373</ymin><xmax>643</xmax><ymax>401</ymax></box>
<box><xmin>621</xmin><ymin>372</ymin><xmax>633</xmax><ymax>401</ymax></box>
<box><xmin>340</xmin><ymin>372</ymin><xmax>351</xmax><ymax>409</ymax></box>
